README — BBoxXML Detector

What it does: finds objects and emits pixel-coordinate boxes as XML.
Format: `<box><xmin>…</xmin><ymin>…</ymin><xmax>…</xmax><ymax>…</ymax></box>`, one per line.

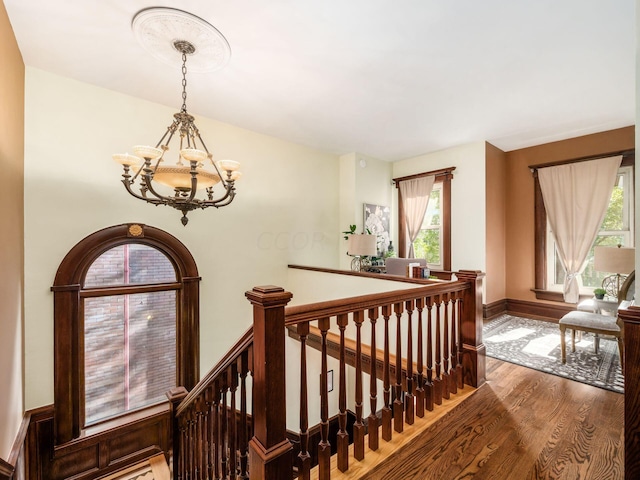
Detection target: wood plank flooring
<box><xmin>361</xmin><ymin>357</ymin><xmax>624</xmax><ymax>479</ymax></box>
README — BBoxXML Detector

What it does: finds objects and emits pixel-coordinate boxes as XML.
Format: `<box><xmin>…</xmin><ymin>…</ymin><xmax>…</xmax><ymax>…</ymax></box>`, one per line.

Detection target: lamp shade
<box><xmin>347</xmin><ymin>234</ymin><xmax>377</xmax><ymax>256</ymax></box>
<box><xmin>594</xmin><ymin>246</ymin><xmax>635</xmax><ymax>274</ymax></box>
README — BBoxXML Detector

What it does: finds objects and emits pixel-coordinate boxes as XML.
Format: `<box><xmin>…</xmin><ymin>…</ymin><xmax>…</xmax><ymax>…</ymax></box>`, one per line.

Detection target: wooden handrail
<box><xmin>176</xmin><ymin>326</ymin><xmax>253</xmax><ymax>417</ymax></box>
<box><xmin>285</xmin><ymin>281</ymin><xmax>469</xmax><ymax>325</ymax></box>
<box><xmin>171</xmin><ymin>270</ymin><xmax>485</xmax><ymax>480</ymax></box>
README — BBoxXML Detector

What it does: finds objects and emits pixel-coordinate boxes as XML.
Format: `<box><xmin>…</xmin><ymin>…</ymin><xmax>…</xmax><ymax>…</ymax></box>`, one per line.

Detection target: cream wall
<box><xmin>391</xmin><ymin>142</ymin><xmax>487</xmax><ymax>273</ymax></box>
<box><xmin>338</xmin><ymin>153</ymin><xmax>392</xmax><ymax>269</ymax></box>
<box><xmin>23</xmin><ymin>68</ymin><xmax>341</xmax><ymax>410</ymax></box>
<box><xmin>0</xmin><ymin>1</ymin><xmax>25</xmax><ymax>459</ymax></box>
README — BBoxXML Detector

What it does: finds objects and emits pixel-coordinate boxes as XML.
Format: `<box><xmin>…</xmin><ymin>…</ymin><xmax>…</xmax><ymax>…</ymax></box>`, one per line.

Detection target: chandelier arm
<box><xmin>141</xmin><ymin>173</ymin><xmax>173</xmax><ymax>204</ymax></box>
<box><xmin>121</xmin><ymin>176</ymin><xmax>163</xmax><ymax>204</ymax></box>
<box><xmin>205</xmin><ymin>184</ymin><xmax>236</xmax><ymax>206</ymax></box>
<box><xmin>182</xmin><ymin>166</ymin><xmax>200</xmax><ymax>204</ymax></box>
<box><xmin>207</xmin><ymin>190</ymin><xmax>236</xmax><ymax>208</ymax></box>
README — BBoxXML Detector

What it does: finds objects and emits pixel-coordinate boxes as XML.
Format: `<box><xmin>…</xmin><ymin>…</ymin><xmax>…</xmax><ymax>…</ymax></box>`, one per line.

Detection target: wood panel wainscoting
<box><xmin>25</xmin><ymin>404</ymin><xmax>172</xmax><ymax>480</ymax></box>
<box><xmin>484</xmin><ymin>298</ymin><xmax>576</xmax><ymax>321</ymax></box>
<box><xmin>0</xmin><ymin>412</ymin><xmax>29</xmax><ymax>480</ymax></box>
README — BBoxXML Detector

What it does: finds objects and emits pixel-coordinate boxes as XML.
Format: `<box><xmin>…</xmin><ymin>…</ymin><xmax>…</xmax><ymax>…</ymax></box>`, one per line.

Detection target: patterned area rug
<box><xmin>484</xmin><ymin>314</ymin><xmax>624</xmax><ymax>393</ymax></box>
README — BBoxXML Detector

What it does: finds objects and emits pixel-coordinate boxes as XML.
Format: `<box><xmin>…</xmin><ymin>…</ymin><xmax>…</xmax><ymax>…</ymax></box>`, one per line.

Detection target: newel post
<box><xmin>455</xmin><ymin>270</ymin><xmax>486</xmax><ymax>388</ymax></box>
<box><xmin>167</xmin><ymin>386</ymin><xmax>188</xmax><ymax>480</ymax></box>
<box><xmin>617</xmin><ymin>305</ymin><xmax>640</xmax><ymax>480</ymax></box>
<box><xmin>245</xmin><ymin>285</ymin><xmax>294</xmax><ymax>480</ymax></box>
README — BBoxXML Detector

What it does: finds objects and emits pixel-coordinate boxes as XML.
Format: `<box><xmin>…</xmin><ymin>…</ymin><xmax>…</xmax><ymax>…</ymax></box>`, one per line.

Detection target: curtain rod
<box><xmin>528</xmin><ymin>149</ymin><xmax>634</xmax><ymax>171</ymax></box>
<box><xmin>392</xmin><ymin>166</ymin><xmax>456</xmax><ymax>186</ymax></box>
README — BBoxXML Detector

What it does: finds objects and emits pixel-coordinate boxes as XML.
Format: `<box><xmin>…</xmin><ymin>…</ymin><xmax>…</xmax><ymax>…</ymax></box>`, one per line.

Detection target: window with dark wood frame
<box><xmin>394</xmin><ymin>167</ymin><xmax>455</xmax><ymax>271</ymax></box>
<box><xmin>51</xmin><ymin>223</ymin><xmax>201</xmax><ymax>444</ymax></box>
<box><xmin>531</xmin><ymin>150</ymin><xmax>634</xmax><ymax>302</ymax></box>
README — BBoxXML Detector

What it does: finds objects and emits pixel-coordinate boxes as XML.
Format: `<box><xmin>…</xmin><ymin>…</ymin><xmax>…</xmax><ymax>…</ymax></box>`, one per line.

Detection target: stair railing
<box><xmin>170</xmin><ymin>271</ymin><xmax>485</xmax><ymax>480</ymax></box>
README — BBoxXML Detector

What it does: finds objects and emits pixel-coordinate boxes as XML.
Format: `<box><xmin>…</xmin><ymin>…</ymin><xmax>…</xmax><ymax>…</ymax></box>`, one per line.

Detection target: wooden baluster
<box><xmin>425</xmin><ymin>297</ymin><xmax>434</xmax><ymax>412</ymax></box>
<box><xmin>213</xmin><ymin>380</ymin><xmax>221</xmax><ymax>480</ymax></box>
<box><xmin>455</xmin><ymin>293</ymin><xmax>464</xmax><ymax>389</ymax></box>
<box><xmin>449</xmin><ymin>294</ymin><xmax>458</xmax><ymax>395</ymax></box>
<box><xmin>229</xmin><ymin>365</ymin><xmax>238</xmax><ymax>479</ymax></box>
<box><xmin>318</xmin><ymin>317</ymin><xmax>331</xmax><ymax>480</ymax></box>
<box><xmin>221</xmin><ymin>383</ymin><xmax>228</xmax><ymax>479</ymax></box>
<box><xmin>368</xmin><ymin>307</ymin><xmax>380</xmax><ymax>451</ymax></box>
<box><xmin>180</xmin><ymin>419</ymin><xmax>186</xmax><ymax>480</ymax></box>
<box><xmin>297</xmin><ymin>322</ymin><xmax>311</xmax><ymax>479</ymax></box>
<box><xmin>353</xmin><ymin>311</ymin><xmax>365</xmax><ymax>461</ymax></box>
<box><xmin>336</xmin><ymin>313</ymin><xmax>349</xmax><ymax>472</ymax></box>
<box><xmin>405</xmin><ymin>299</ymin><xmax>415</xmax><ymax>425</ymax></box>
<box><xmin>195</xmin><ymin>396</ymin><xmax>205</xmax><ymax>480</ymax></box>
<box><xmin>188</xmin><ymin>407</ymin><xmax>195</xmax><ymax>479</ymax></box>
<box><xmin>204</xmin><ymin>386</ymin><xmax>214</xmax><ymax>480</ymax></box>
<box><xmin>394</xmin><ymin>302</ymin><xmax>404</xmax><ymax>433</ymax></box>
<box><xmin>433</xmin><ymin>295</ymin><xmax>443</xmax><ymax>406</ymax></box>
<box><xmin>442</xmin><ymin>293</ymin><xmax>451</xmax><ymax>400</ymax></box>
<box><xmin>381</xmin><ymin>305</ymin><xmax>393</xmax><ymax>441</ymax></box>
<box><xmin>239</xmin><ymin>351</ymin><xmax>250</xmax><ymax>479</ymax></box>
<box><xmin>415</xmin><ymin>298</ymin><xmax>425</xmax><ymax>418</ymax></box>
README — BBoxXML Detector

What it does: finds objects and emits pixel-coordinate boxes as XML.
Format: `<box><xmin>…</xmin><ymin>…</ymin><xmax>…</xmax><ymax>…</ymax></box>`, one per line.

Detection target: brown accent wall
<box><xmin>485</xmin><ymin>142</ymin><xmax>507</xmax><ymax>304</ymax></box>
<box><xmin>504</xmin><ymin>126</ymin><xmax>635</xmax><ymax>305</ymax></box>
<box><xmin>0</xmin><ymin>0</ymin><xmax>25</xmax><ymax>461</ymax></box>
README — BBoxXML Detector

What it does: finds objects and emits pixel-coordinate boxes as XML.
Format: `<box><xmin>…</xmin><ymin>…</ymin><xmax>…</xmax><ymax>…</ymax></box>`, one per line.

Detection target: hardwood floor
<box><xmin>365</xmin><ymin>357</ymin><xmax>624</xmax><ymax>480</ymax></box>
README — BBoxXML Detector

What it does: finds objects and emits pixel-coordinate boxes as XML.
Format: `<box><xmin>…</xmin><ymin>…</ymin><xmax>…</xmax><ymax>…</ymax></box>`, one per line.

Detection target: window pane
<box><xmin>413</xmin><ymin>229</ymin><xmax>441</xmax><ymax>264</ymax></box>
<box><xmin>84</xmin><ymin>291</ymin><xmax>176</xmax><ymax>425</ymax></box>
<box><xmin>84</xmin><ymin>244</ymin><xmax>176</xmax><ymax>288</ymax></box>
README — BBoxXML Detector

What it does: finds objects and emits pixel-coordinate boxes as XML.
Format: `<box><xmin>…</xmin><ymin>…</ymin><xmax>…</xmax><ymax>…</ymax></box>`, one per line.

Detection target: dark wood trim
<box><xmin>26</xmin><ymin>403</ymin><xmax>172</xmax><ymax>480</ymax></box>
<box><xmin>287</xmin><ymin>264</ymin><xmax>444</xmax><ymax>285</ymax></box>
<box><xmin>51</xmin><ymin>223</ymin><xmax>200</xmax><ymax>446</ymax></box>
<box><xmin>0</xmin><ymin>459</ymin><xmax>13</xmax><ymax>480</ymax></box>
<box><xmin>483</xmin><ymin>299</ymin><xmax>507</xmax><ymax>320</ymax></box>
<box><xmin>528</xmin><ymin>149</ymin><xmax>634</xmax><ymax>170</ymax></box>
<box><xmin>394</xmin><ymin>171</ymin><xmax>453</xmax><ymax>269</ymax></box>
<box><xmin>505</xmin><ymin>298</ymin><xmax>575</xmax><ymax>321</ymax></box>
<box><xmin>617</xmin><ymin>305</ymin><xmax>640</xmax><ymax>479</ymax></box>
<box><xmin>392</xmin><ymin>166</ymin><xmax>456</xmax><ymax>186</ymax></box>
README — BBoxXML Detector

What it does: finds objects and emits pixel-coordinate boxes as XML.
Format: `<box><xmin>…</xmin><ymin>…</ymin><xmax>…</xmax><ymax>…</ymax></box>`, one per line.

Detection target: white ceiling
<box><xmin>4</xmin><ymin>0</ymin><xmax>635</xmax><ymax>161</ymax></box>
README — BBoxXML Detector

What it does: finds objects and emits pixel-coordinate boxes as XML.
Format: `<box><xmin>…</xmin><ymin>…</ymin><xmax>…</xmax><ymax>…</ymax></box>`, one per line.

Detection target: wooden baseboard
<box><xmin>483</xmin><ymin>298</ymin><xmax>575</xmax><ymax>322</ymax></box>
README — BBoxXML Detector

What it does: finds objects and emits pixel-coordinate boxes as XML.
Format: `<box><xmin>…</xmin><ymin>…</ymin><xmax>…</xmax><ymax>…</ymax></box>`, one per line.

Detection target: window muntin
<box><xmin>547</xmin><ymin>166</ymin><xmax>634</xmax><ymax>291</ymax></box>
<box><xmin>84</xmin><ymin>244</ymin><xmax>176</xmax><ymax>288</ymax></box>
<box><xmin>84</xmin><ymin>291</ymin><xmax>177</xmax><ymax>425</ymax></box>
<box><xmin>412</xmin><ymin>183</ymin><xmax>443</xmax><ymax>269</ymax></box>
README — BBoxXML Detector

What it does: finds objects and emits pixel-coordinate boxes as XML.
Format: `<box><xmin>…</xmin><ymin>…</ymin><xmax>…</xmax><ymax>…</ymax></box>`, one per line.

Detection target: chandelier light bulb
<box><xmin>113</xmin><ymin>20</ymin><xmax>240</xmax><ymax>226</ymax></box>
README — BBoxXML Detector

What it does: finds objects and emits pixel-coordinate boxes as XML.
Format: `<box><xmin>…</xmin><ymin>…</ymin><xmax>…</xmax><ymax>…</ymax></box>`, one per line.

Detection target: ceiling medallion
<box><xmin>113</xmin><ymin>8</ymin><xmax>240</xmax><ymax>225</ymax></box>
<box><xmin>131</xmin><ymin>7</ymin><xmax>231</xmax><ymax>73</ymax></box>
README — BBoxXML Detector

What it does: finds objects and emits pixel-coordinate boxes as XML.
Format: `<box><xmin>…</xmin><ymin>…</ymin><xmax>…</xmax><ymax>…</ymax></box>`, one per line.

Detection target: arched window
<box><xmin>52</xmin><ymin>224</ymin><xmax>200</xmax><ymax>444</ymax></box>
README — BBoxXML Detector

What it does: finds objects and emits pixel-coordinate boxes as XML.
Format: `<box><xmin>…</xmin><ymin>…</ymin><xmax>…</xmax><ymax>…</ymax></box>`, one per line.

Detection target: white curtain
<box><xmin>538</xmin><ymin>155</ymin><xmax>622</xmax><ymax>303</ymax></box>
<box><xmin>399</xmin><ymin>175</ymin><xmax>435</xmax><ymax>258</ymax></box>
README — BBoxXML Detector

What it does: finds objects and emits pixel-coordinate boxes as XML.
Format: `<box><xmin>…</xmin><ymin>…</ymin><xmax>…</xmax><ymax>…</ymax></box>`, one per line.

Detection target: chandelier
<box><xmin>113</xmin><ymin>12</ymin><xmax>239</xmax><ymax>226</ymax></box>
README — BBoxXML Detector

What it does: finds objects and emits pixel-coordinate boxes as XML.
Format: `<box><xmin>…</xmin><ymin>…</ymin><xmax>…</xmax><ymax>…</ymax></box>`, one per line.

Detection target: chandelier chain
<box><xmin>181</xmin><ymin>52</ymin><xmax>188</xmax><ymax>113</ymax></box>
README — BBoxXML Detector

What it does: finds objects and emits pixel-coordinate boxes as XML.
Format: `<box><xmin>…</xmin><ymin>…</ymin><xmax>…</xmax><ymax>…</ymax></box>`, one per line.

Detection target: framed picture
<box><xmin>364</xmin><ymin>203</ymin><xmax>391</xmax><ymax>254</ymax></box>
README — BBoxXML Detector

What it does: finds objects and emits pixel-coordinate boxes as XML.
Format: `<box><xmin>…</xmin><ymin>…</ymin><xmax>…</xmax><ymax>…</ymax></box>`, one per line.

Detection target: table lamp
<box><xmin>594</xmin><ymin>245</ymin><xmax>635</xmax><ymax>298</ymax></box>
<box><xmin>347</xmin><ymin>234</ymin><xmax>377</xmax><ymax>271</ymax></box>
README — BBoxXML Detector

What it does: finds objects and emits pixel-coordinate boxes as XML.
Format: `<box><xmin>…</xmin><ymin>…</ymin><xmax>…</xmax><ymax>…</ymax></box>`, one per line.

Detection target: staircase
<box><xmin>98</xmin><ymin>454</ymin><xmax>171</xmax><ymax>480</ymax></box>
<box><xmin>168</xmin><ymin>271</ymin><xmax>486</xmax><ymax>479</ymax></box>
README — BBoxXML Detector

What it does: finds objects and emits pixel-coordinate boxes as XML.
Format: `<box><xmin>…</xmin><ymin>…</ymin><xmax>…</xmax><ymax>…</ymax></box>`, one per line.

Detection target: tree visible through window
<box><xmin>548</xmin><ymin>165</ymin><xmax>634</xmax><ymax>290</ymax></box>
<box><xmin>412</xmin><ymin>184</ymin><xmax>442</xmax><ymax>268</ymax></box>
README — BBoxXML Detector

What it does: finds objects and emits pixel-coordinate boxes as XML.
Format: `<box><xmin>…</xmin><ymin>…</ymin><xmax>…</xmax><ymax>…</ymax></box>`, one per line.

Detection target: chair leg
<box><xmin>594</xmin><ymin>334</ymin><xmax>600</xmax><ymax>354</ymax></box>
<box><xmin>617</xmin><ymin>337</ymin><xmax>624</xmax><ymax>372</ymax></box>
<box><xmin>571</xmin><ymin>329</ymin><xmax>576</xmax><ymax>353</ymax></box>
<box><xmin>560</xmin><ymin>326</ymin><xmax>567</xmax><ymax>363</ymax></box>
